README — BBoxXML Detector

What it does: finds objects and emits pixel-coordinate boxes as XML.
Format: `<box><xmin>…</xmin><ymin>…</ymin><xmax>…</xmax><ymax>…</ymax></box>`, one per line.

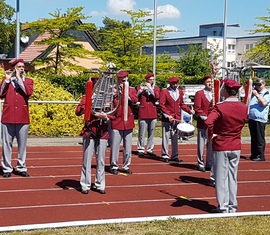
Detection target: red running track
<box><xmin>0</xmin><ymin>143</ymin><xmax>270</xmax><ymax>229</ymax></box>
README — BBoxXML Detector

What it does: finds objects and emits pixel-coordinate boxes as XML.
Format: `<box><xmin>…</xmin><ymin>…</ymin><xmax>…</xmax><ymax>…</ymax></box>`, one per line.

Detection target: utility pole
<box><xmin>153</xmin><ymin>0</ymin><xmax>157</xmax><ymax>86</ymax></box>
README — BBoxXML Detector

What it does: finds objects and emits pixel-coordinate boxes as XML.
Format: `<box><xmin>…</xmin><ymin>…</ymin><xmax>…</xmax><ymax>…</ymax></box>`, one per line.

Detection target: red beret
<box><xmin>203</xmin><ymin>74</ymin><xmax>212</xmax><ymax>81</ymax></box>
<box><xmin>169</xmin><ymin>76</ymin><xmax>179</xmax><ymax>83</ymax></box>
<box><xmin>117</xmin><ymin>71</ymin><xmax>129</xmax><ymax>78</ymax></box>
<box><xmin>11</xmin><ymin>58</ymin><xmax>24</xmax><ymax>67</ymax></box>
<box><xmin>145</xmin><ymin>73</ymin><xmax>154</xmax><ymax>79</ymax></box>
<box><xmin>222</xmin><ymin>78</ymin><xmax>241</xmax><ymax>90</ymax></box>
<box><xmin>91</xmin><ymin>75</ymin><xmax>99</xmax><ymax>80</ymax></box>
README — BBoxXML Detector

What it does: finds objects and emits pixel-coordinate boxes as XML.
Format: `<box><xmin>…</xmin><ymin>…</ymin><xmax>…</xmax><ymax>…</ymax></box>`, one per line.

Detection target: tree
<box><xmin>175</xmin><ymin>44</ymin><xmax>211</xmax><ymax>78</ymax></box>
<box><xmin>0</xmin><ymin>0</ymin><xmax>16</xmax><ymax>54</ymax></box>
<box><xmin>246</xmin><ymin>8</ymin><xmax>270</xmax><ymax>65</ymax></box>
<box><xmin>25</xmin><ymin>7</ymin><xmax>95</xmax><ymax>74</ymax></box>
<box><xmin>91</xmin><ymin>10</ymin><xmax>173</xmax><ymax>75</ymax></box>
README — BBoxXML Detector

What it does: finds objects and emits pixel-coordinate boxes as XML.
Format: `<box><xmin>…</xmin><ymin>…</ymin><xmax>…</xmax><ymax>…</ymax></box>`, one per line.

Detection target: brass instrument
<box><xmin>86</xmin><ymin>62</ymin><xmax>121</xmax><ymax>116</ymax></box>
<box><xmin>5</xmin><ymin>69</ymin><xmax>15</xmax><ymax>76</ymax></box>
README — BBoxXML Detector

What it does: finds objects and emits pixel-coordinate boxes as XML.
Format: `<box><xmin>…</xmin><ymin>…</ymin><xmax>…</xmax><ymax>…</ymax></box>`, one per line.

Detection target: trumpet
<box><xmin>5</xmin><ymin>69</ymin><xmax>15</xmax><ymax>76</ymax></box>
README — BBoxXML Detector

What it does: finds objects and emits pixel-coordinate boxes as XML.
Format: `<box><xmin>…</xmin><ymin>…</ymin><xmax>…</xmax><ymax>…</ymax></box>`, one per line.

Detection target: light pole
<box><xmin>153</xmin><ymin>0</ymin><xmax>157</xmax><ymax>84</ymax></box>
<box><xmin>222</xmin><ymin>0</ymin><xmax>228</xmax><ymax>79</ymax></box>
<box><xmin>15</xmin><ymin>0</ymin><xmax>20</xmax><ymax>59</ymax></box>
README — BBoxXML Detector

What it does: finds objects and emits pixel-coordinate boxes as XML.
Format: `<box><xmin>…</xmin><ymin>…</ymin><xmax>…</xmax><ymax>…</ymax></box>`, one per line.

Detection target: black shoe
<box><xmin>121</xmin><ymin>169</ymin><xmax>132</xmax><ymax>174</ymax></box>
<box><xmin>163</xmin><ymin>158</ymin><xmax>169</xmax><ymax>163</ymax></box>
<box><xmin>172</xmin><ymin>158</ymin><xmax>182</xmax><ymax>163</ymax></box>
<box><xmin>147</xmin><ymin>152</ymin><xmax>156</xmax><ymax>157</ymax></box>
<box><xmin>19</xmin><ymin>171</ymin><xmax>29</xmax><ymax>177</ymax></box>
<box><xmin>205</xmin><ymin>166</ymin><xmax>211</xmax><ymax>171</ymax></box>
<box><xmin>99</xmin><ymin>189</ymin><xmax>106</xmax><ymax>194</ymax></box>
<box><xmin>81</xmin><ymin>189</ymin><xmax>89</xmax><ymax>194</ymax></box>
<box><xmin>138</xmin><ymin>152</ymin><xmax>145</xmax><ymax>158</ymax></box>
<box><xmin>3</xmin><ymin>172</ymin><xmax>11</xmax><ymax>178</ymax></box>
<box><xmin>252</xmin><ymin>157</ymin><xmax>265</xmax><ymax>162</ymax></box>
<box><xmin>110</xmin><ymin>169</ymin><xmax>118</xmax><ymax>175</ymax></box>
<box><xmin>198</xmin><ymin>166</ymin><xmax>206</xmax><ymax>172</ymax></box>
<box><xmin>211</xmin><ymin>208</ymin><xmax>223</xmax><ymax>213</ymax></box>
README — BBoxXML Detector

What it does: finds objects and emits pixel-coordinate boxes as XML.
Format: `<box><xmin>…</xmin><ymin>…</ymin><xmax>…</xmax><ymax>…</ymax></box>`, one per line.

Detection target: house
<box><xmin>0</xmin><ymin>20</ymin><xmax>102</xmax><ymax>72</ymax></box>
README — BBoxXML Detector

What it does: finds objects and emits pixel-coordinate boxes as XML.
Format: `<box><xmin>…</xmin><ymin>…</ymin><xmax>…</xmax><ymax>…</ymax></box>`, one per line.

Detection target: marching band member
<box><xmin>205</xmin><ymin>79</ymin><xmax>248</xmax><ymax>213</ymax></box>
<box><xmin>137</xmin><ymin>73</ymin><xmax>160</xmax><ymax>157</ymax></box>
<box><xmin>0</xmin><ymin>58</ymin><xmax>34</xmax><ymax>178</ymax></box>
<box><xmin>159</xmin><ymin>76</ymin><xmax>194</xmax><ymax>163</ymax></box>
<box><xmin>76</xmin><ymin>76</ymin><xmax>108</xmax><ymax>195</ymax></box>
<box><xmin>109</xmin><ymin>71</ymin><xmax>138</xmax><ymax>175</ymax></box>
<box><xmin>194</xmin><ymin>75</ymin><xmax>213</xmax><ymax>172</ymax></box>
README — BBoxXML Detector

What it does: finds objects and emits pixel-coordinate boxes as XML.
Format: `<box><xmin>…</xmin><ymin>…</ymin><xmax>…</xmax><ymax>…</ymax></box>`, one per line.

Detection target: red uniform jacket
<box><xmin>110</xmin><ymin>87</ymin><xmax>138</xmax><ymax>130</ymax></box>
<box><xmin>0</xmin><ymin>77</ymin><xmax>34</xmax><ymax>124</ymax></box>
<box><xmin>194</xmin><ymin>89</ymin><xmax>213</xmax><ymax>129</ymax></box>
<box><xmin>137</xmin><ymin>85</ymin><xmax>160</xmax><ymax>119</ymax></box>
<box><xmin>75</xmin><ymin>96</ymin><xmax>109</xmax><ymax>139</ymax></box>
<box><xmin>159</xmin><ymin>88</ymin><xmax>191</xmax><ymax>123</ymax></box>
<box><xmin>205</xmin><ymin>98</ymin><xmax>248</xmax><ymax>151</ymax></box>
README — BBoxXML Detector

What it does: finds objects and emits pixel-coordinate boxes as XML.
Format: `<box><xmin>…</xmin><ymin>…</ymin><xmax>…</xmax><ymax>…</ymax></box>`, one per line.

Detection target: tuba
<box><xmin>84</xmin><ymin>62</ymin><xmax>121</xmax><ymax>121</ymax></box>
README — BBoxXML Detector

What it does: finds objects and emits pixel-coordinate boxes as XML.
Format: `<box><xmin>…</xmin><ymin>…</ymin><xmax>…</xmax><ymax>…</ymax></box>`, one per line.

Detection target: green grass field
<box><xmin>3</xmin><ymin>216</ymin><xmax>270</xmax><ymax>234</ymax></box>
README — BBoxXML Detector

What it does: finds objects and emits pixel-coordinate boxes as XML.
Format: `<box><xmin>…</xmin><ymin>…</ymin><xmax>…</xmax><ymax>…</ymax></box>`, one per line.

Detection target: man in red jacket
<box><xmin>0</xmin><ymin>58</ymin><xmax>34</xmax><ymax>178</ymax></box>
<box><xmin>137</xmin><ymin>73</ymin><xmax>160</xmax><ymax>157</ymax></box>
<box><xmin>159</xmin><ymin>76</ymin><xmax>194</xmax><ymax>162</ymax></box>
<box><xmin>194</xmin><ymin>75</ymin><xmax>213</xmax><ymax>172</ymax></box>
<box><xmin>205</xmin><ymin>79</ymin><xmax>248</xmax><ymax>213</ymax></box>
<box><xmin>109</xmin><ymin>71</ymin><xmax>138</xmax><ymax>174</ymax></box>
<box><xmin>75</xmin><ymin>76</ymin><xmax>109</xmax><ymax>195</ymax></box>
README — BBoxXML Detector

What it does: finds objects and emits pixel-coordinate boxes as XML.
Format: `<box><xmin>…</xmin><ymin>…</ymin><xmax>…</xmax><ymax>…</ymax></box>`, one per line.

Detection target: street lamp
<box><xmin>15</xmin><ymin>0</ymin><xmax>20</xmax><ymax>59</ymax></box>
<box><xmin>222</xmin><ymin>0</ymin><xmax>228</xmax><ymax>79</ymax></box>
<box><xmin>222</xmin><ymin>0</ymin><xmax>240</xmax><ymax>79</ymax></box>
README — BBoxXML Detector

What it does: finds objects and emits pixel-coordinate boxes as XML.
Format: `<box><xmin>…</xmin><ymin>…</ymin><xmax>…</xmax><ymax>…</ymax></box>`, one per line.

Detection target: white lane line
<box><xmin>0</xmin><ymin>180</ymin><xmax>270</xmax><ymax>194</ymax></box>
<box><xmin>1</xmin><ymin>210</ymin><xmax>270</xmax><ymax>232</ymax></box>
<box><xmin>1</xmin><ymin>211</ymin><xmax>270</xmax><ymax>232</ymax></box>
<box><xmin>0</xmin><ymin>168</ymin><xmax>270</xmax><ymax>180</ymax></box>
<box><xmin>0</xmin><ymin>194</ymin><xmax>270</xmax><ymax>211</ymax></box>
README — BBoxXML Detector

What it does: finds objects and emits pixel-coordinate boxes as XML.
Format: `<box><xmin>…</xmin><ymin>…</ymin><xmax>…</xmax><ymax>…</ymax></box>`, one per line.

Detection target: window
<box><xmin>228</xmin><ymin>44</ymin><xmax>235</xmax><ymax>53</ymax></box>
<box><xmin>245</xmin><ymin>43</ymin><xmax>255</xmax><ymax>51</ymax></box>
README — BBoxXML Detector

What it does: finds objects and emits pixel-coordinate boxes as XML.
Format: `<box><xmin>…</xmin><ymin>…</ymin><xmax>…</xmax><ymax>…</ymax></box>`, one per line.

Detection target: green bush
<box><xmin>28</xmin><ymin>76</ymin><xmax>83</xmax><ymax>136</ymax></box>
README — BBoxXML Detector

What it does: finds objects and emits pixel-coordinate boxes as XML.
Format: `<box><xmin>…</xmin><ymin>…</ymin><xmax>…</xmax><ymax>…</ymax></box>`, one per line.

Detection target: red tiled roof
<box><xmin>18</xmin><ymin>32</ymin><xmax>51</xmax><ymax>63</ymax></box>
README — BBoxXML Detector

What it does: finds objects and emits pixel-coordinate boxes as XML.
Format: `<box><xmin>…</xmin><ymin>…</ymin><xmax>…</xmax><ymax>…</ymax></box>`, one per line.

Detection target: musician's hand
<box><xmin>210</xmin><ymin>134</ymin><xmax>218</xmax><ymax>142</ymax></box>
<box><xmin>190</xmin><ymin>110</ymin><xmax>195</xmax><ymax>115</ymax></box>
<box><xmin>5</xmin><ymin>70</ymin><xmax>12</xmax><ymax>81</ymax></box>
<box><xmin>15</xmin><ymin>68</ymin><xmax>21</xmax><ymax>80</ymax></box>
<box><xmin>145</xmin><ymin>82</ymin><xmax>152</xmax><ymax>90</ymax></box>
<box><xmin>95</xmin><ymin>111</ymin><xmax>107</xmax><ymax>120</ymax></box>
<box><xmin>168</xmin><ymin>116</ymin><xmax>174</xmax><ymax>123</ymax></box>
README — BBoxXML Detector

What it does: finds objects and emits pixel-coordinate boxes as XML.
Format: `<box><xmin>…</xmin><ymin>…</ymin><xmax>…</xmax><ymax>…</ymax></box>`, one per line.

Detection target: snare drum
<box><xmin>177</xmin><ymin>122</ymin><xmax>195</xmax><ymax>138</ymax></box>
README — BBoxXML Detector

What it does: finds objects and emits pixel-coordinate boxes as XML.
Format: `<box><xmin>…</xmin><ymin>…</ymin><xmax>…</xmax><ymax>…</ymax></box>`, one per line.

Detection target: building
<box><xmin>143</xmin><ymin>23</ymin><xmax>265</xmax><ymax>74</ymax></box>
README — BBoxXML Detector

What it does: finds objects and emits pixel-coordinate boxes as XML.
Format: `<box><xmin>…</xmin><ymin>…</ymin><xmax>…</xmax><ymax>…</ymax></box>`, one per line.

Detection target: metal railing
<box><xmin>0</xmin><ymin>100</ymin><xmax>80</xmax><ymax>136</ymax></box>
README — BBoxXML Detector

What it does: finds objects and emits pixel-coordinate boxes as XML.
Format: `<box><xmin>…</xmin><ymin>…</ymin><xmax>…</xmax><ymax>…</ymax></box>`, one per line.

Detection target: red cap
<box><xmin>222</xmin><ymin>78</ymin><xmax>241</xmax><ymax>90</ymax></box>
<box><xmin>145</xmin><ymin>73</ymin><xmax>154</xmax><ymax>79</ymax></box>
<box><xmin>11</xmin><ymin>58</ymin><xmax>24</xmax><ymax>67</ymax></box>
<box><xmin>203</xmin><ymin>74</ymin><xmax>212</xmax><ymax>81</ymax></box>
<box><xmin>91</xmin><ymin>75</ymin><xmax>99</xmax><ymax>80</ymax></box>
<box><xmin>117</xmin><ymin>71</ymin><xmax>129</xmax><ymax>78</ymax></box>
<box><xmin>169</xmin><ymin>76</ymin><xmax>179</xmax><ymax>83</ymax></box>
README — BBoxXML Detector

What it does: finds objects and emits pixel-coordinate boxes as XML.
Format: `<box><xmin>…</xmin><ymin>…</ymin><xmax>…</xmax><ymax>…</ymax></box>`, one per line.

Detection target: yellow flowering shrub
<box><xmin>28</xmin><ymin>76</ymin><xmax>84</xmax><ymax>136</ymax></box>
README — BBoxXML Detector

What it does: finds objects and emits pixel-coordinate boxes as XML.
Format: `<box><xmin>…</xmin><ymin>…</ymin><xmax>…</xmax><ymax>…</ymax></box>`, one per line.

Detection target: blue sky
<box><xmin>5</xmin><ymin>0</ymin><xmax>270</xmax><ymax>38</ymax></box>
